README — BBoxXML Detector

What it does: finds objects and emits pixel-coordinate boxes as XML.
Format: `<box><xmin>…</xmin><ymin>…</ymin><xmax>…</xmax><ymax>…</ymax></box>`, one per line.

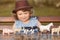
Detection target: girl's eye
<box><xmin>24</xmin><ymin>13</ymin><xmax>27</xmax><ymax>14</ymax></box>
<box><xmin>19</xmin><ymin>13</ymin><xmax>22</xmax><ymax>15</ymax></box>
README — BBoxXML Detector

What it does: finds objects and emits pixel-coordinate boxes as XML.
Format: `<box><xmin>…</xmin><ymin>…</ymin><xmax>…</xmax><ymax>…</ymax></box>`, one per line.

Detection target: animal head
<box><xmin>47</xmin><ymin>23</ymin><xmax>54</xmax><ymax>27</ymax></box>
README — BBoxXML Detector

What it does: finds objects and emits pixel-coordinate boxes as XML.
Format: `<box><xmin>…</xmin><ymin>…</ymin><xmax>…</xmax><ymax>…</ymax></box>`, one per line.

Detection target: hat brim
<box><xmin>12</xmin><ymin>6</ymin><xmax>33</xmax><ymax>13</ymax></box>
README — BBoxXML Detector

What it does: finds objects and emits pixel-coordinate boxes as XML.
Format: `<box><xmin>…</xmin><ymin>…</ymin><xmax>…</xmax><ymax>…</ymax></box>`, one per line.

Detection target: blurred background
<box><xmin>0</xmin><ymin>0</ymin><xmax>60</xmax><ymax>16</ymax></box>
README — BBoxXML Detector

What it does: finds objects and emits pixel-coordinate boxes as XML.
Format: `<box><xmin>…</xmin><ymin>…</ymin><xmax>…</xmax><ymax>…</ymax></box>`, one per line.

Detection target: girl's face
<box><xmin>16</xmin><ymin>10</ymin><xmax>31</xmax><ymax>22</ymax></box>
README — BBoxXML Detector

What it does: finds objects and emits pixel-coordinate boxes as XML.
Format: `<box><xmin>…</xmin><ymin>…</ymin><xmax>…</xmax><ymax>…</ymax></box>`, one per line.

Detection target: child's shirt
<box><xmin>14</xmin><ymin>16</ymin><xmax>38</xmax><ymax>29</ymax></box>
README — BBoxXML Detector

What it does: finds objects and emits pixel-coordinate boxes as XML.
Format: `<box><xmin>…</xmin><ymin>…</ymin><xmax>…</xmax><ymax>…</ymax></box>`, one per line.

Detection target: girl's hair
<box><xmin>13</xmin><ymin>9</ymin><xmax>33</xmax><ymax>20</ymax></box>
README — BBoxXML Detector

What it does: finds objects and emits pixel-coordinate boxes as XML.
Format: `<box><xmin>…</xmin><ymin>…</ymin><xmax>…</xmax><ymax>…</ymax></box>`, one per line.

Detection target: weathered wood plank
<box><xmin>0</xmin><ymin>16</ymin><xmax>60</xmax><ymax>23</ymax></box>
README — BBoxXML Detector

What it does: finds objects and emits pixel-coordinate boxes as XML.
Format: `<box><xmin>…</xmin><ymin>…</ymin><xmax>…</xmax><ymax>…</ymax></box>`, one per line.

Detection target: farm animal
<box><xmin>39</xmin><ymin>23</ymin><xmax>54</xmax><ymax>32</ymax></box>
<box><xmin>51</xmin><ymin>26</ymin><xmax>60</xmax><ymax>35</ymax></box>
<box><xmin>3</xmin><ymin>28</ymin><xmax>14</xmax><ymax>35</ymax></box>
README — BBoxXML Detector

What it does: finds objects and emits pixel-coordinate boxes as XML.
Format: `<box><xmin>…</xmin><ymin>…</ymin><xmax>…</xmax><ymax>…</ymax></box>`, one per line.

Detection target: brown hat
<box><xmin>12</xmin><ymin>0</ymin><xmax>33</xmax><ymax>13</ymax></box>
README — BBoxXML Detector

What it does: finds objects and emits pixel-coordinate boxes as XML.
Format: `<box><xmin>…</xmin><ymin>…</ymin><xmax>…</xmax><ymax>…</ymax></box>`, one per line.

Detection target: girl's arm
<box><xmin>37</xmin><ymin>20</ymin><xmax>41</xmax><ymax>29</ymax></box>
<box><xmin>35</xmin><ymin>20</ymin><xmax>41</xmax><ymax>32</ymax></box>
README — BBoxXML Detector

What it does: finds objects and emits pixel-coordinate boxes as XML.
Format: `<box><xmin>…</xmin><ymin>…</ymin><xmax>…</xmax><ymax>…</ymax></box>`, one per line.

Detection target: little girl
<box><xmin>12</xmin><ymin>0</ymin><xmax>41</xmax><ymax>34</ymax></box>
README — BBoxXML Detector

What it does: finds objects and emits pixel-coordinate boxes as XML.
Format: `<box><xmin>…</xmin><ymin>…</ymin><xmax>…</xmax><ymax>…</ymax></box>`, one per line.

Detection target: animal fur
<box><xmin>39</xmin><ymin>23</ymin><xmax>54</xmax><ymax>32</ymax></box>
<box><xmin>51</xmin><ymin>26</ymin><xmax>60</xmax><ymax>35</ymax></box>
<box><xmin>3</xmin><ymin>28</ymin><xmax>14</xmax><ymax>35</ymax></box>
